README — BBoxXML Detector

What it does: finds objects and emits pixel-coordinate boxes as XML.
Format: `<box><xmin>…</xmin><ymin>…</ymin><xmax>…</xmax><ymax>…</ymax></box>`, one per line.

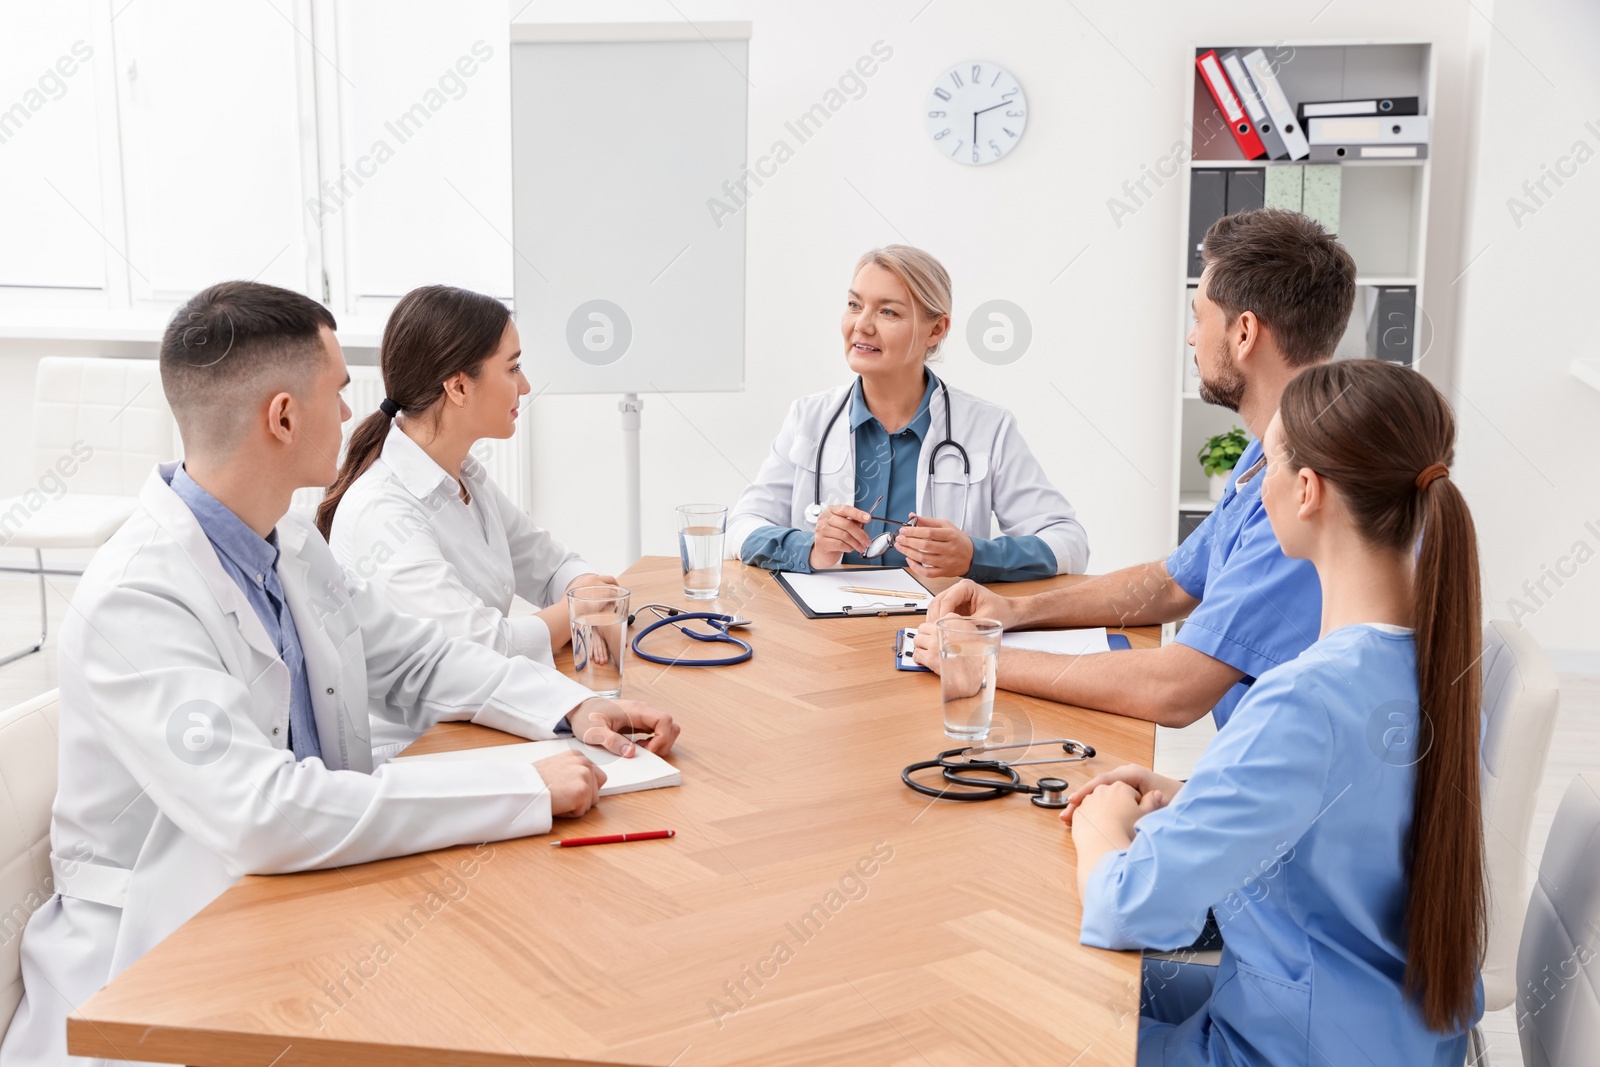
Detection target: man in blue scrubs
<box><xmin>917</xmin><ymin>209</ymin><xmax>1356</xmax><ymax>729</ymax></box>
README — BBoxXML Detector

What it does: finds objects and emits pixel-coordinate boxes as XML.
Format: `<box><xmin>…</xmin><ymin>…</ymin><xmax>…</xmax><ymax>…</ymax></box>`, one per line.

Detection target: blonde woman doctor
<box><xmin>730</xmin><ymin>246</ymin><xmax>1088</xmax><ymax>580</ymax></box>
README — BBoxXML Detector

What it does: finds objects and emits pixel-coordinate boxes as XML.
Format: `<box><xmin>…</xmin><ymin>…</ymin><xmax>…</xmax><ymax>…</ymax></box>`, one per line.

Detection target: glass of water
<box><xmin>676</xmin><ymin>504</ymin><xmax>727</xmax><ymax>600</ymax></box>
<box><xmin>938</xmin><ymin>617</ymin><xmax>1003</xmax><ymax>742</ymax></box>
<box><xmin>567</xmin><ymin>584</ymin><xmax>630</xmax><ymax>698</ymax></box>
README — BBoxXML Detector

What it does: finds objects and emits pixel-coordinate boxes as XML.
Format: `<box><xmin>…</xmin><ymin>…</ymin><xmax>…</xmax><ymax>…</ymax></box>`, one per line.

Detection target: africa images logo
<box><xmin>166</xmin><ymin>700</ymin><xmax>233</xmax><ymax>766</ymax></box>
<box><xmin>566</xmin><ymin>300</ymin><xmax>633</xmax><ymax>366</ymax></box>
<box><xmin>1365</xmin><ymin>698</ymin><xmax>1433</xmax><ymax>768</ymax></box>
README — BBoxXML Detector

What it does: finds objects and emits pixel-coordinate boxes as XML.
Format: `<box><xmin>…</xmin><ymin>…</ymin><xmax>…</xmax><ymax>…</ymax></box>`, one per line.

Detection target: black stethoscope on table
<box><xmin>902</xmin><ymin>739</ymin><xmax>1097</xmax><ymax>809</ymax></box>
<box><xmin>801</xmin><ymin>374</ymin><xmax>972</xmax><ymax>537</ymax></box>
<box><xmin>628</xmin><ymin>604</ymin><xmax>753</xmax><ymax>667</ymax></box>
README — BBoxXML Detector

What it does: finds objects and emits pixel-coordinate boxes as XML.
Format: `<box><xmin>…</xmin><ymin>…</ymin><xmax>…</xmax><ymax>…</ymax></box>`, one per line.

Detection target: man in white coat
<box><xmin>0</xmin><ymin>281</ymin><xmax>680</xmax><ymax>1067</ymax></box>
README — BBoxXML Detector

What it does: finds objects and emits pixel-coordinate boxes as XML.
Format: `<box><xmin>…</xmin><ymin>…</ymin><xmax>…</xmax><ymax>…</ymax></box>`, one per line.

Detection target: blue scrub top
<box><xmin>1081</xmin><ymin>624</ymin><xmax>1479</xmax><ymax>1066</ymax></box>
<box><xmin>1165</xmin><ymin>438</ymin><xmax>1322</xmax><ymax>726</ymax></box>
<box><xmin>739</xmin><ymin>376</ymin><xmax>1057</xmax><ymax>581</ymax></box>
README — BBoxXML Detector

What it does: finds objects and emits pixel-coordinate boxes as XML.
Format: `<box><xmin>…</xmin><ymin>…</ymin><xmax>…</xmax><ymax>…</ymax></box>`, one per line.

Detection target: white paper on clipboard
<box><xmin>778</xmin><ymin>568</ymin><xmax>933</xmax><ymax>616</ymax></box>
<box><xmin>1001</xmin><ymin>628</ymin><xmax>1112</xmax><ymax>655</ymax></box>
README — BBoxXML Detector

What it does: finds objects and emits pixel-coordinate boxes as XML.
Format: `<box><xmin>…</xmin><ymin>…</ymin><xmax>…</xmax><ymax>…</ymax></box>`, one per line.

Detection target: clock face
<box><xmin>925</xmin><ymin>61</ymin><xmax>1027</xmax><ymax>165</ymax></box>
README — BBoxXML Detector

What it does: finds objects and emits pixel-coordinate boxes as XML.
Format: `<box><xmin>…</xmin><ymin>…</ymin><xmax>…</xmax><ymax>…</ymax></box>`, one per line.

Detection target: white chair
<box><xmin>0</xmin><ymin>358</ymin><xmax>176</xmax><ymax>666</ymax></box>
<box><xmin>0</xmin><ymin>690</ymin><xmax>61</xmax><ymax>1038</ymax></box>
<box><xmin>1516</xmin><ymin>774</ymin><xmax>1600</xmax><ymax>1067</ymax></box>
<box><xmin>1478</xmin><ymin>620</ymin><xmax>1562</xmax><ymax>1011</ymax></box>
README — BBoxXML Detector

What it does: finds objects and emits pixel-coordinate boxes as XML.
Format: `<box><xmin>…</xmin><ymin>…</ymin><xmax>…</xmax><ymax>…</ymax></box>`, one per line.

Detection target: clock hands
<box><xmin>972</xmin><ymin>98</ymin><xmax>1011</xmax><ymax>145</ymax></box>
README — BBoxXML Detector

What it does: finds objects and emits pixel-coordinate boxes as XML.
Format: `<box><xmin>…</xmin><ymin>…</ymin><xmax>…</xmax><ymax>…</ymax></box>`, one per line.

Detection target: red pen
<box><xmin>551</xmin><ymin>830</ymin><xmax>675</xmax><ymax>848</ymax></box>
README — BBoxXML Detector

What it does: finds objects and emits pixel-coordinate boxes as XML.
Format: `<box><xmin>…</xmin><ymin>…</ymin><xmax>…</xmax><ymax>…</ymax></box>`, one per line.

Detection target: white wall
<box><xmin>16</xmin><ymin>0</ymin><xmax>1572</xmax><ymax>658</ymax></box>
<box><xmin>509</xmin><ymin>0</ymin><xmax>1477</xmax><ymax>579</ymax></box>
<box><xmin>1453</xmin><ymin>0</ymin><xmax>1600</xmax><ymax>665</ymax></box>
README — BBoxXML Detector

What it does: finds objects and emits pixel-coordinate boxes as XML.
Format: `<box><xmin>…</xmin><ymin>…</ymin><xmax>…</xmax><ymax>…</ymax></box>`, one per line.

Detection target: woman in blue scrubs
<box><xmin>1066</xmin><ymin>359</ymin><xmax>1484</xmax><ymax>1065</ymax></box>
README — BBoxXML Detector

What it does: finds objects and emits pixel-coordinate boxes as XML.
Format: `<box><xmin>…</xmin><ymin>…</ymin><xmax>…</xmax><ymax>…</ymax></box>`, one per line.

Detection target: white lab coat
<box><xmin>728</xmin><ymin>380</ymin><xmax>1089</xmax><ymax>573</ymax></box>
<box><xmin>0</xmin><ymin>464</ymin><xmax>598</xmax><ymax>1067</ymax></box>
<box><xmin>329</xmin><ymin>422</ymin><xmax>593</xmax><ymax>760</ymax></box>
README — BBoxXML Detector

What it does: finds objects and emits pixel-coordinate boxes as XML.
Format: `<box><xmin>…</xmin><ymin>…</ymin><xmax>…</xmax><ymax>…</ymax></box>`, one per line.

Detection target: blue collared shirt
<box><xmin>740</xmin><ymin>376</ymin><xmax>1057</xmax><ymax>581</ymax></box>
<box><xmin>169</xmin><ymin>465</ymin><xmax>321</xmax><ymax>762</ymax></box>
<box><xmin>839</xmin><ymin>373</ymin><xmax>935</xmax><ymax>569</ymax></box>
<box><xmin>1164</xmin><ymin>438</ymin><xmax>1322</xmax><ymax>727</ymax></box>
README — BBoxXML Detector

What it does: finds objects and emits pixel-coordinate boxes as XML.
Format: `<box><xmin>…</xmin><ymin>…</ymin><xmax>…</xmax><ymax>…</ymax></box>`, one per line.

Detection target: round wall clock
<box><xmin>925</xmin><ymin>61</ymin><xmax>1027</xmax><ymax>165</ymax></box>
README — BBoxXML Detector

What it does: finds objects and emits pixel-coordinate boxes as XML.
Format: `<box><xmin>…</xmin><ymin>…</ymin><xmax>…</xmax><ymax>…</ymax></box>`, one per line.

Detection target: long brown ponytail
<box><xmin>315</xmin><ymin>285</ymin><xmax>511</xmax><ymax>539</ymax></box>
<box><xmin>1278</xmin><ymin>360</ymin><xmax>1484</xmax><ymax>1033</ymax></box>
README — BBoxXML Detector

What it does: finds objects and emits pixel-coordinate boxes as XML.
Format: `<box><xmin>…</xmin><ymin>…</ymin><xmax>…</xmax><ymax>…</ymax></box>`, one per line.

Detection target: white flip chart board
<box><xmin>509</xmin><ymin>21</ymin><xmax>750</xmax><ymax>394</ymax></box>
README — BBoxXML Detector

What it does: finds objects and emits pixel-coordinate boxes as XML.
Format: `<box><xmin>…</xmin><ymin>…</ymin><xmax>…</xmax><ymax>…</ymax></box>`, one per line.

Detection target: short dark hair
<box><xmin>160</xmin><ymin>281</ymin><xmax>337</xmax><ymax>454</ymax></box>
<box><xmin>1201</xmin><ymin>208</ymin><xmax>1356</xmax><ymax>366</ymax></box>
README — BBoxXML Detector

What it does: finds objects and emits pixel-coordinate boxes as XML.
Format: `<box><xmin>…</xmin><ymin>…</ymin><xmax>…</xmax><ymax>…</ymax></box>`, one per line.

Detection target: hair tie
<box><xmin>1415</xmin><ymin>462</ymin><xmax>1449</xmax><ymax>491</ymax></box>
<box><xmin>378</xmin><ymin>397</ymin><xmax>401</xmax><ymax>418</ymax></box>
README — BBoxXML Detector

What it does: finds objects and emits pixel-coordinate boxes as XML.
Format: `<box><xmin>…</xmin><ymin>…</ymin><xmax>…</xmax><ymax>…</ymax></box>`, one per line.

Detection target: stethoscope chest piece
<box><xmin>1030</xmin><ymin>777</ymin><xmax>1071</xmax><ymax>809</ymax></box>
<box><xmin>803</xmin><ymin>502</ymin><xmax>823</xmax><ymax>526</ymax></box>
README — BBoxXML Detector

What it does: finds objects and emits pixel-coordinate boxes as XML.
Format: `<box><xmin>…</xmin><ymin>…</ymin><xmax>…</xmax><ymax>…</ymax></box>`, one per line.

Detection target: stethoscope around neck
<box><xmin>801</xmin><ymin>373</ymin><xmax>972</xmax><ymax>538</ymax></box>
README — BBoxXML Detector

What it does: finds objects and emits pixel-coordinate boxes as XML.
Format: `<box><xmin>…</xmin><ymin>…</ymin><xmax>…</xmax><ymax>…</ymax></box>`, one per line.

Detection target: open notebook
<box><xmin>390</xmin><ymin>737</ymin><xmax>680</xmax><ymax>796</ymax></box>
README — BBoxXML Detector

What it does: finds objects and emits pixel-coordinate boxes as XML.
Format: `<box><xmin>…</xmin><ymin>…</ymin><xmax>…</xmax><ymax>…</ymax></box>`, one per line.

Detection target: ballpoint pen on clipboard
<box><xmin>838</xmin><ymin>585</ymin><xmax>931</xmax><ymax>600</ymax></box>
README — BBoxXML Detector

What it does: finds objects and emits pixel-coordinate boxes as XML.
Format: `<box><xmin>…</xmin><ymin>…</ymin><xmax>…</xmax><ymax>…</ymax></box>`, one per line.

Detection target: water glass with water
<box><xmin>568</xmin><ymin>584</ymin><xmax>630</xmax><ymax>698</ymax></box>
<box><xmin>938</xmin><ymin>617</ymin><xmax>1003</xmax><ymax>741</ymax></box>
<box><xmin>677</xmin><ymin>504</ymin><xmax>727</xmax><ymax>600</ymax></box>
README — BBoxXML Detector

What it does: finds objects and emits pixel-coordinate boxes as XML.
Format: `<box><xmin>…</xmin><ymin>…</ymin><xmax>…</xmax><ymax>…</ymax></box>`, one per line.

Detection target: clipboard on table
<box><xmin>773</xmin><ymin>568</ymin><xmax>935</xmax><ymax>619</ymax></box>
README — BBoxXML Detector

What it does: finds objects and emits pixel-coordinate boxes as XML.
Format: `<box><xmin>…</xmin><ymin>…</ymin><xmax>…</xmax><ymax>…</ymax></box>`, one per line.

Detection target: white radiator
<box><xmin>288</xmin><ymin>365</ymin><xmax>531</xmax><ymax>520</ymax></box>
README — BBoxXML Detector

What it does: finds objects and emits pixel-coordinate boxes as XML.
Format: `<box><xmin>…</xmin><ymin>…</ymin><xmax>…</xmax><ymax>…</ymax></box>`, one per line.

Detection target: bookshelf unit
<box><xmin>1173</xmin><ymin>42</ymin><xmax>1436</xmax><ymax>537</ymax></box>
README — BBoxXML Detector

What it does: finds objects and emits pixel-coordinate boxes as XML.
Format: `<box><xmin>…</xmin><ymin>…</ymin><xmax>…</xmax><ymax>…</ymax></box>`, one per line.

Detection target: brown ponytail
<box><xmin>1278</xmin><ymin>360</ymin><xmax>1484</xmax><ymax>1033</ymax></box>
<box><xmin>315</xmin><ymin>285</ymin><xmax>511</xmax><ymax>539</ymax></box>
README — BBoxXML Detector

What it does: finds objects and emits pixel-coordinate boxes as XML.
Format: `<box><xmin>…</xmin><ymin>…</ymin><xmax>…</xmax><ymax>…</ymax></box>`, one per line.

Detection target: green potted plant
<box><xmin>1198</xmin><ymin>426</ymin><xmax>1249</xmax><ymax>501</ymax></box>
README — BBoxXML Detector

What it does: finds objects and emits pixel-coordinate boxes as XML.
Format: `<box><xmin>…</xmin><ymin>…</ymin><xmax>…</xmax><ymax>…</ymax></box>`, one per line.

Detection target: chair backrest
<box><xmin>1517</xmin><ymin>774</ymin><xmax>1600</xmax><ymax>1067</ymax></box>
<box><xmin>0</xmin><ymin>690</ymin><xmax>61</xmax><ymax>1038</ymax></box>
<box><xmin>33</xmin><ymin>357</ymin><xmax>178</xmax><ymax>497</ymax></box>
<box><xmin>1479</xmin><ymin>618</ymin><xmax>1562</xmax><ymax>1011</ymax></box>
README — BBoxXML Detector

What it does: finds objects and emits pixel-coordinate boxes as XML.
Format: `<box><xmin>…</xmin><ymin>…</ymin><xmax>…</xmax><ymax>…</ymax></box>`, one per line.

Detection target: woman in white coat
<box><xmin>0</xmin><ymin>280</ymin><xmax>677</xmax><ymax>1067</ymax></box>
<box><xmin>319</xmin><ymin>286</ymin><xmax>609</xmax><ymax>760</ymax></box>
<box><xmin>729</xmin><ymin>246</ymin><xmax>1088</xmax><ymax>581</ymax></box>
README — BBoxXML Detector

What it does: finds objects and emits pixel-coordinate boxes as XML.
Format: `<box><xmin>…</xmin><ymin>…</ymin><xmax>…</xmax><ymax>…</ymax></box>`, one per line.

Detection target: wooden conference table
<box><xmin>72</xmin><ymin>558</ymin><xmax>1159</xmax><ymax>1066</ymax></box>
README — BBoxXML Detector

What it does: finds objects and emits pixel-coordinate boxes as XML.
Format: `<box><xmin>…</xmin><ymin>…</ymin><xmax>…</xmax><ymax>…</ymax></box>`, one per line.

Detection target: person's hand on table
<box><xmin>909</xmin><ymin>624</ymin><xmax>943</xmax><ymax>674</ymax></box>
<box><xmin>547</xmin><ymin>573</ymin><xmax>622</xmax><ymax>653</ymax></box>
<box><xmin>1065</xmin><ymin>779</ymin><xmax>1167</xmax><ymax>843</ymax></box>
<box><xmin>1061</xmin><ymin>764</ymin><xmax>1182</xmax><ymax>827</ymax></box>
<box><xmin>924</xmin><ymin>578</ymin><xmax>1022</xmax><ymax>629</ymax></box>
<box><xmin>910</xmin><ymin>578</ymin><xmax>1023</xmax><ymax>673</ymax></box>
<box><xmin>567</xmin><ymin>572</ymin><xmax>620</xmax><ymax>592</ymax></box>
<box><xmin>535</xmin><ymin>750</ymin><xmax>606</xmax><ymax>817</ymax></box>
<box><xmin>566</xmin><ymin>697</ymin><xmax>681</xmax><ymax>757</ymax></box>
<box><xmin>810</xmin><ymin>504</ymin><xmax>873</xmax><ymax>569</ymax></box>
<box><xmin>894</xmin><ymin>516</ymin><xmax>973</xmax><ymax>578</ymax></box>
